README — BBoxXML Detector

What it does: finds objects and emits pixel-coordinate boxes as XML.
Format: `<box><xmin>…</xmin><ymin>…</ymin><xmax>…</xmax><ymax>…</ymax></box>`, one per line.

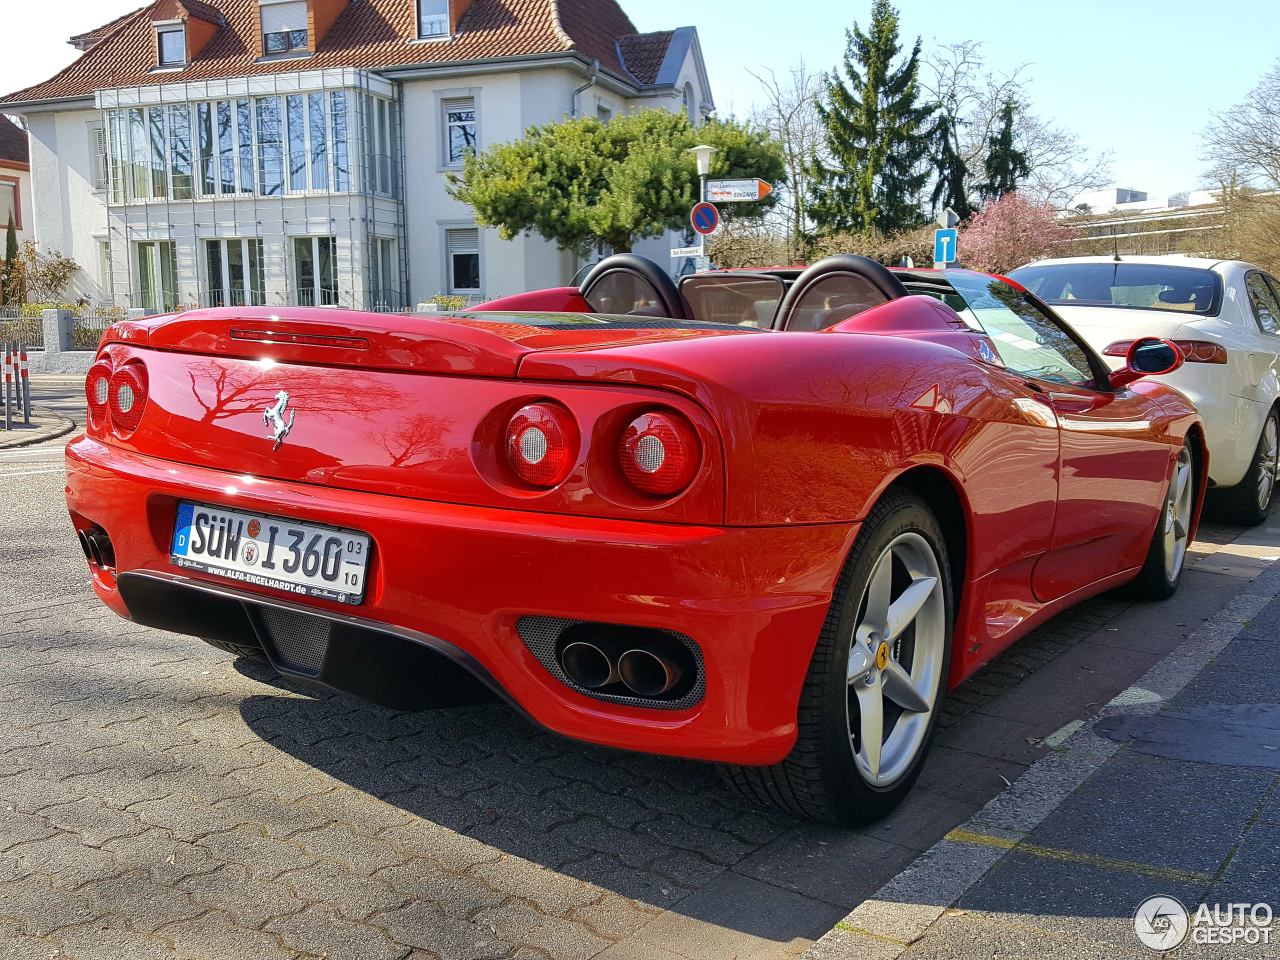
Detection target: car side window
<box><xmin>1245</xmin><ymin>272</ymin><xmax>1280</xmax><ymax>335</ymax></box>
<box><xmin>583</xmin><ymin>270</ymin><xmax>667</xmax><ymax>317</ymax></box>
<box><xmin>947</xmin><ymin>274</ymin><xmax>1097</xmax><ymax>387</ymax></box>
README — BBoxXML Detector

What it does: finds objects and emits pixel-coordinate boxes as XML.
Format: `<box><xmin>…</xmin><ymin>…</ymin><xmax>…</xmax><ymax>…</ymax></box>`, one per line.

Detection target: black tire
<box><xmin>200</xmin><ymin>636</ymin><xmax>268</xmax><ymax>662</ymax></box>
<box><xmin>1209</xmin><ymin>409</ymin><xmax>1278</xmax><ymax>527</ymax></box>
<box><xmin>723</xmin><ymin>490</ymin><xmax>953</xmax><ymax>826</ymax></box>
<box><xmin>1129</xmin><ymin>441</ymin><xmax>1196</xmax><ymax>601</ymax></box>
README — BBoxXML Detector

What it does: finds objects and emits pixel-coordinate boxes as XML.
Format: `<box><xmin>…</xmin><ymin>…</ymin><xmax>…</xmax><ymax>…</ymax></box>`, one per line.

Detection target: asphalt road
<box><xmin>1</xmin><ymin>404</ymin><xmax>1276</xmax><ymax>958</ymax></box>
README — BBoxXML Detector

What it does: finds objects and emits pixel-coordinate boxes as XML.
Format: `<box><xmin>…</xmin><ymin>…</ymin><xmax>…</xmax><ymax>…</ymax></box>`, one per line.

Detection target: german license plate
<box><xmin>170</xmin><ymin>501</ymin><xmax>370</xmax><ymax>605</ymax></box>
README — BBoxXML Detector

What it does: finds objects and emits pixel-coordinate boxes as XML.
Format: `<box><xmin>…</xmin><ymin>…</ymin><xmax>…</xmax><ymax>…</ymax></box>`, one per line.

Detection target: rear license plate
<box><xmin>170</xmin><ymin>501</ymin><xmax>371</xmax><ymax>605</ymax></box>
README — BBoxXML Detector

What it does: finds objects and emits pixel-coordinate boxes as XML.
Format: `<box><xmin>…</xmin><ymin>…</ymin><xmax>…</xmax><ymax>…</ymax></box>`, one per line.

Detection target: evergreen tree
<box><xmin>930</xmin><ymin>111</ymin><xmax>971</xmax><ymax>219</ymax></box>
<box><xmin>0</xmin><ymin>214</ymin><xmax>17</xmax><ymax>305</ymax></box>
<box><xmin>808</xmin><ymin>0</ymin><xmax>933</xmax><ymax>235</ymax></box>
<box><xmin>979</xmin><ymin>99</ymin><xmax>1030</xmax><ymax>201</ymax></box>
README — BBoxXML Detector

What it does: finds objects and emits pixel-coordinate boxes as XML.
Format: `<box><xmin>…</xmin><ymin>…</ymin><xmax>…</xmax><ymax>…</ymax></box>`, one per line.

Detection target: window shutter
<box><xmin>90</xmin><ymin>125</ymin><xmax>109</xmax><ymax>190</ymax></box>
<box><xmin>447</xmin><ymin>228</ymin><xmax>479</xmax><ymax>256</ymax></box>
<box><xmin>261</xmin><ymin>1</ymin><xmax>307</xmax><ymax>34</ymax></box>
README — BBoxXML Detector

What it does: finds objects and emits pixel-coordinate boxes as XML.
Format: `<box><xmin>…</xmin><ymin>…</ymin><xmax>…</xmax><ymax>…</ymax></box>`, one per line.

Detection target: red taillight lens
<box><xmin>108</xmin><ymin>362</ymin><xmax>149</xmax><ymax>433</ymax></box>
<box><xmin>1104</xmin><ymin>338</ymin><xmax>1227</xmax><ymax>364</ymax></box>
<box><xmin>85</xmin><ymin>360</ymin><xmax>113</xmax><ymax>420</ymax></box>
<box><xmin>505</xmin><ymin>403</ymin><xmax>577</xmax><ymax>487</ymax></box>
<box><xmin>619</xmin><ymin>410</ymin><xmax>700</xmax><ymax>496</ymax></box>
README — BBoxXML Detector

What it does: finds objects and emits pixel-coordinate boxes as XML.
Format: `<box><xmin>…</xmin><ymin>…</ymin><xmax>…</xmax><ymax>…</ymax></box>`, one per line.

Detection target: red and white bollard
<box><xmin>19</xmin><ymin>344</ymin><xmax>30</xmax><ymax>426</ymax></box>
<box><xmin>2</xmin><ymin>344</ymin><xmax>11</xmax><ymax>432</ymax></box>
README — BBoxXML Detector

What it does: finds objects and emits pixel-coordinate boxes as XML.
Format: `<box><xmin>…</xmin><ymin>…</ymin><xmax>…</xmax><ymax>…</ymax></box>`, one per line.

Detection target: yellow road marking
<box><xmin>945</xmin><ymin>828</ymin><xmax>1213</xmax><ymax>885</ymax></box>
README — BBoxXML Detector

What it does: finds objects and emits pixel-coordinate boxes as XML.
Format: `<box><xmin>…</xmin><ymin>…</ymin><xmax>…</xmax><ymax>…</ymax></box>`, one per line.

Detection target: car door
<box><xmin>948</xmin><ymin>273</ymin><xmax>1173</xmax><ymax>602</ymax></box>
<box><xmin>1244</xmin><ymin>271</ymin><xmax>1280</xmax><ymax>403</ymax></box>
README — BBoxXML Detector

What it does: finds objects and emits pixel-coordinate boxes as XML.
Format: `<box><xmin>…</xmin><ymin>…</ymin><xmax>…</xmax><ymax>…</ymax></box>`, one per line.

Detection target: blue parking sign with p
<box><xmin>934</xmin><ymin>228</ymin><xmax>958</xmax><ymax>266</ymax></box>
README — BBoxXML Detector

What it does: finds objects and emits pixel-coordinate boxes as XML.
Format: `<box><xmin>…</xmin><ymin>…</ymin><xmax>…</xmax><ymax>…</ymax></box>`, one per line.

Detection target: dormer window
<box><xmin>261</xmin><ymin>0</ymin><xmax>309</xmax><ymax>56</ymax></box>
<box><xmin>418</xmin><ymin>0</ymin><xmax>449</xmax><ymax>38</ymax></box>
<box><xmin>157</xmin><ymin>26</ymin><xmax>186</xmax><ymax>67</ymax></box>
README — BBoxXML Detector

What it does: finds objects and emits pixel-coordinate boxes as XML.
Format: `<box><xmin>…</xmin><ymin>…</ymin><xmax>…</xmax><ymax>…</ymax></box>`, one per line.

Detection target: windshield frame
<box><xmin>1008</xmin><ymin>262</ymin><xmax>1224</xmax><ymax>317</ymax></box>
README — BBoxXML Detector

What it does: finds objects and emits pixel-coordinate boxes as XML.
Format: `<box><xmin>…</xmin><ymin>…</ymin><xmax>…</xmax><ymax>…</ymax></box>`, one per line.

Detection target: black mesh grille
<box><xmin>516</xmin><ymin>616</ymin><xmax>705</xmax><ymax>711</ymax></box>
<box><xmin>252</xmin><ymin>606</ymin><xmax>331</xmax><ymax>676</ymax></box>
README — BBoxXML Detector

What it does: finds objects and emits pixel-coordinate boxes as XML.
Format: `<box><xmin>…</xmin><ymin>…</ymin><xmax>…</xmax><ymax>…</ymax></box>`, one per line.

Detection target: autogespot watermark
<box><xmin>1134</xmin><ymin>896</ymin><xmax>1274</xmax><ymax>951</ymax></box>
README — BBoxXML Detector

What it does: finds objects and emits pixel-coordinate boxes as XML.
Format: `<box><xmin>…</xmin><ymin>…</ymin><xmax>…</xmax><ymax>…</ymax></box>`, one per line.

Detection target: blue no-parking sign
<box><xmin>691</xmin><ymin>202</ymin><xmax>720</xmax><ymax>236</ymax></box>
<box><xmin>934</xmin><ymin>227</ymin><xmax>958</xmax><ymax>266</ymax></box>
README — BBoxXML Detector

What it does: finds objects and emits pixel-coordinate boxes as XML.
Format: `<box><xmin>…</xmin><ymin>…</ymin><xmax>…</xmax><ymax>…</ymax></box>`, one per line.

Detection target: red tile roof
<box><xmin>3</xmin><ymin>0</ymin><xmax>673</xmax><ymax>105</ymax></box>
<box><xmin>68</xmin><ymin>6</ymin><xmax>147</xmax><ymax>51</ymax></box>
<box><xmin>0</xmin><ymin>116</ymin><xmax>29</xmax><ymax>166</ymax></box>
<box><xmin>615</xmin><ymin>31</ymin><xmax>674</xmax><ymax>85</ymax></box>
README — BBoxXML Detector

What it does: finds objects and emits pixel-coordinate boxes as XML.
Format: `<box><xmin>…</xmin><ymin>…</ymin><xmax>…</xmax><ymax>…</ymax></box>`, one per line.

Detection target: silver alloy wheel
<box><xmin>1164</xmin><ymin>446</ymin><xmax>1194</xmax><ymax>582</ymax></box>
<box><xmin>845</xmin><ymin>532</ymin><xmax>946</xmax><ymax>787</ymax></box>
<box><xmin>1257</xmin><ymin>416</ymin><xmax>1279</xmax><ymax>512</ymax></box>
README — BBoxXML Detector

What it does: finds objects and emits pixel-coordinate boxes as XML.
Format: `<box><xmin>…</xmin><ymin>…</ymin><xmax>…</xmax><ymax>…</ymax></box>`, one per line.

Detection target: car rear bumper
<box><xmin>65</xmin><ymin>436</ymin><xmax>856</xmax><ymax>765</ymax></box>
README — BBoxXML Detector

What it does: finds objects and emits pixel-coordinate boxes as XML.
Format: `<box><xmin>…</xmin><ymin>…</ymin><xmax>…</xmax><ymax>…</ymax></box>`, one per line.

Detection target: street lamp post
<box><xmin>688</xmin><ymin>145</ymin><xmax>717</xmax><ymax>269</ymax></box>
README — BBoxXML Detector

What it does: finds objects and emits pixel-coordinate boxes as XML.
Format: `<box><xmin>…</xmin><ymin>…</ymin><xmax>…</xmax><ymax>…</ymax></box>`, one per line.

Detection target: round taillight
<box><xmin>85</xmin><ymin>360</ymin><xmax>113</xmax><ymax>419</ymax></box>
<box><xmin>619</xmin><ymin>410</ymin><xmax>700</xmax><ymax>496</ymax></box>
<box><xmin>505</xmin><ymin>403</ymin><xmax>577</xmax><ymax>487</ymax></box>
<box><xmin>108</xmin><ymin>363</ymin><xmax>149</xmax><ymax>433</ymax></box>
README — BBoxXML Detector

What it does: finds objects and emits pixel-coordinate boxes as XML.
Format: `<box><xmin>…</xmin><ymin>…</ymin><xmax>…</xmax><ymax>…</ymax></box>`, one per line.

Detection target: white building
<box><xmin>0</xmin><ymin>0</ymin><xmax>713</xmax><ymax>312</ymax></box>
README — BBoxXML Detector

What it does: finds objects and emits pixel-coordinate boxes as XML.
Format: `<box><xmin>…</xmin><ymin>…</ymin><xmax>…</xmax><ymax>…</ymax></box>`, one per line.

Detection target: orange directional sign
<box><xmin>706</xmin><ymin>179</ymin><xmax>774</xmax><ymax>203</ymax></box>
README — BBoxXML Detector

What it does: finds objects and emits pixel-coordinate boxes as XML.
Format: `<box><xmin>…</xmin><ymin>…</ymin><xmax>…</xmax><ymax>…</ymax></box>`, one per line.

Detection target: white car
<box><xmin>1010</xmin><ymin>255</ymin><xmax>1280</xmax><ymax>525</ymax></box>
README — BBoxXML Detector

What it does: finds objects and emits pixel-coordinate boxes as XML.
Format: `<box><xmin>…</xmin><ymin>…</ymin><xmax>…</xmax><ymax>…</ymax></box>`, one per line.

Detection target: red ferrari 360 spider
<box><xmin>66</xmin><ymin>254</ymin><xmax>1205</xmax><ymax>824</ymax></box>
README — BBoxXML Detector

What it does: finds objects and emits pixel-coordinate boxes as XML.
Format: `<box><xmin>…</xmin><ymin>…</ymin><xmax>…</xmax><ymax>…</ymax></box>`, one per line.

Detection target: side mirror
<box><xmin>1109</xmin><ymin>337</ymin><xmax>1184</xmax><ymax>389</ymax></box>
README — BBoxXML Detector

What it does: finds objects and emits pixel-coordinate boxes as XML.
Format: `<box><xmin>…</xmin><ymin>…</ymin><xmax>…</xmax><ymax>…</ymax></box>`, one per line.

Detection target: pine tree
<box><xmin>979</xmin><ymin>99</ymin><xmax>1030</xmax><ymax>201</ymax></box>
<box><xmin>0</xmin><ymin>214</ymin><xmax>17</xmax><ymax>305</ymax></box>
<box><xmin>808</xmin><ymin>0</ymin><xmax>933</xmax><ymax>235</ymax></box>
<box><xmin>930</xmin><ymin>112</ymin><xmax>971</xmax><ymax>220</ymax></box>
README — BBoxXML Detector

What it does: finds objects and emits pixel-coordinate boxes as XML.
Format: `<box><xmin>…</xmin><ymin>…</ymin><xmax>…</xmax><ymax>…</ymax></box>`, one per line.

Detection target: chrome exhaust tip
<box><xmin>76</xmin><ymin>530</ymin><xmax>93</xmax><ymax>562</ymax></box>
<box><xmin>618</xmin><ymin>643</ymin><xmax>685</xmax><ymax>698</ymax></box>
<box><xmin>85</xmin><ymin>530</ymin><xmax>115</xmax><ymax>568</ymax></box>
<box><xmin>559</xmin><ymin>641</ymin><xmax>620</xmax><ymax>690</ymax></box>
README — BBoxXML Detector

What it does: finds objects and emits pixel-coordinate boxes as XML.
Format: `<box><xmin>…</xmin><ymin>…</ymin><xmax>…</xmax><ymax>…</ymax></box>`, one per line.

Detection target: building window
<box><xmin>89</xmin><ymin>123</ymin><xmax>109</xmax><ymax>192</ymax></box>
<box><xmin>0</xmin><ymin>178</ymin><xmax>19</xmax><ymax>231</ymax></box>
<box><xmin>107</xmin><ymin>92</ymin><xmax>351</xmax><ymax>203</ymax></box>
<box><xmin>418</xmin><ymin>0</ymin><xmax>449</xmax><ymax>38</ymax></box>
<box><xmin>261</xmin><ymin>0</ymin><xmax>308</xmax><ymax>55</ymax></box>
<box><xmin>443</xmin><ymin>97</ymin><xmax>476</xmax><ymax>167</ymax></box>
<box><xmin>597</xmin><ymin>104</ymin><xmax>613</xmax><ymax>122</ymax></box>
<box><xmin>446</xmin><ymin>228</ymin><xmax>480</xmax><ymax>295</ymax></box>
<box><xmin>369</xmin><ymin>238</ymin><xmax>399</xmax><ymax>310</ymax></box>
<box><xmin>135</xmin><ymin>241</ymin><xmax>179</xmax><ymax>313</ymax></box>
<box><xmin>256</xmin><ymin>96</ymin><xmax>284</xmax><ymax>196</ymax></box>
<box><xmin>205</xmin><ymin>239</ymin><xmax>265</xmax><ymax>307</ymax></box>
<box><xmin>293</xmin><ymin>236</ymin><xmax>338</xmax><ymax>306</ymax></box>
<box><xmin>157</xmin><ymin>27</ymin><xmax>186</xmax><ymax>67</ymax></box>
<box><xmin>363</xmin><ymin>94</ymin><xmax>399</xmax><ymax>197</ymax></box>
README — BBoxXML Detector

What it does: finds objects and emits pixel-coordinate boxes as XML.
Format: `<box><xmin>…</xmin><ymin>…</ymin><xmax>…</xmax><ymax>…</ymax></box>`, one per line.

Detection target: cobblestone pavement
<box><xmin>1</xmin><ymin>437</ymin><xmax>1268</xmax><ymax>959</ymax></box>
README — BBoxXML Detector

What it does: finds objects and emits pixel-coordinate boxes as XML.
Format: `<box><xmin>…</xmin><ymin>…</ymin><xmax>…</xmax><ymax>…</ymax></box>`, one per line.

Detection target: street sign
<box><xmin>934</xmin><ymin>227</ymin><xmax>958</xmax><ymax>266</ymax></box>
<box><xmin>706</xmin><ymin>179</ymin><xmax>774</xmax><ymax>203</ymax></box>
<box><xmin>937</xmin><ymin>207</ymin><xmax>961</xmax><ymax>229</ymax></box>
<box><xmin>671</xmin><ymin>246</ymin><xmax>702</xmax><ymax>258</ymax></box>
<box><xmin>691</xmin><ymin>202</ymin><xmax>720</xmax><ymax>236</ymax></box>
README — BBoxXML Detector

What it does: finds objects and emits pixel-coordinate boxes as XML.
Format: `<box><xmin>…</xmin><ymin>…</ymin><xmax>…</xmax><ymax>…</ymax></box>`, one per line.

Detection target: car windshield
<box><xmin>680</xmin><ymin>274</ymin><xmax>786</xmax><ymax>327</ymax></box>
<box><xmin>1009</xmin><ymin>263</ymin><xmax>1221</xmax><ymax>315</ymax></box>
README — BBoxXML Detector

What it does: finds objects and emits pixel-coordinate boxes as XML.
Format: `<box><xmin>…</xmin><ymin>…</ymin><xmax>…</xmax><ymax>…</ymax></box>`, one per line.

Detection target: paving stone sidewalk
<box><xmin>808</xmin><ymin>564</ymin><xmax>1280</xmax><ymax>960</ymax></box>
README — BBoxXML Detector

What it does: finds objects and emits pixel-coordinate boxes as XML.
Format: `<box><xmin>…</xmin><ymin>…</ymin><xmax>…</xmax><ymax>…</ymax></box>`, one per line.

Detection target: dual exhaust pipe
<box><xmin>77</xmin><ymin>528</ymin><xmax>115</xmax><ymax>569</ymax></box>
<box><xmin>560</xmin><ymin>637</ymin><xmax>689</xmax><ymax>699</ymax></box>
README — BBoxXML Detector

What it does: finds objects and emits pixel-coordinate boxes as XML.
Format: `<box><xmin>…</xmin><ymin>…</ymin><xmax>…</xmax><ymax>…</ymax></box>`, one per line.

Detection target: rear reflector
<box><xmin>1104</xmin><ymin>339</ymin><xmax>1227</xmax><ymax>364</ymax></box>
<box><xmin>505</xmin><ymin>403</ymin><xmax>577</xmax><ymax>487</ymax></box>
<box><xmin>619</xmin><ymin>410</ymin><xmax>700</xmax><ymax>496</ymax></box>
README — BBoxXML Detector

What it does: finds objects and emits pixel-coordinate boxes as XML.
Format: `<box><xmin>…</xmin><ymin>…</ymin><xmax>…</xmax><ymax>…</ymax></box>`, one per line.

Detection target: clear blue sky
<box><xmin>5</xmin><ymin>1</ymin><xmax>1276</xmax><ymax>199</ymax></box>
<box><xmin>632</xmin><ymin>0</ymin><xmax>1280</xmax><ymax>197</ymax></box>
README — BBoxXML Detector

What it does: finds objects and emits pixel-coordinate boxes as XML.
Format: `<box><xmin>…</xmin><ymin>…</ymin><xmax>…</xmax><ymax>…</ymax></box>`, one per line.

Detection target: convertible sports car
<box><xmin>66</xmin><ymin>253</ymin><xmax>1205</xmax><ymax>825</ymax></box>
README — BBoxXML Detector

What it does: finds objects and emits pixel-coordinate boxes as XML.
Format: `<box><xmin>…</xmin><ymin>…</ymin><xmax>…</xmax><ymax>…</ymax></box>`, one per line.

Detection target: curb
<box><xmin>803</xmin><ymin>559</ymin><xmax>1280</xmax><ymax>960</ymax></box>
<box><xmin>0</xmin><ymin>412</ymin><xmax>77</xmax><ymax>450</ymax></box>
